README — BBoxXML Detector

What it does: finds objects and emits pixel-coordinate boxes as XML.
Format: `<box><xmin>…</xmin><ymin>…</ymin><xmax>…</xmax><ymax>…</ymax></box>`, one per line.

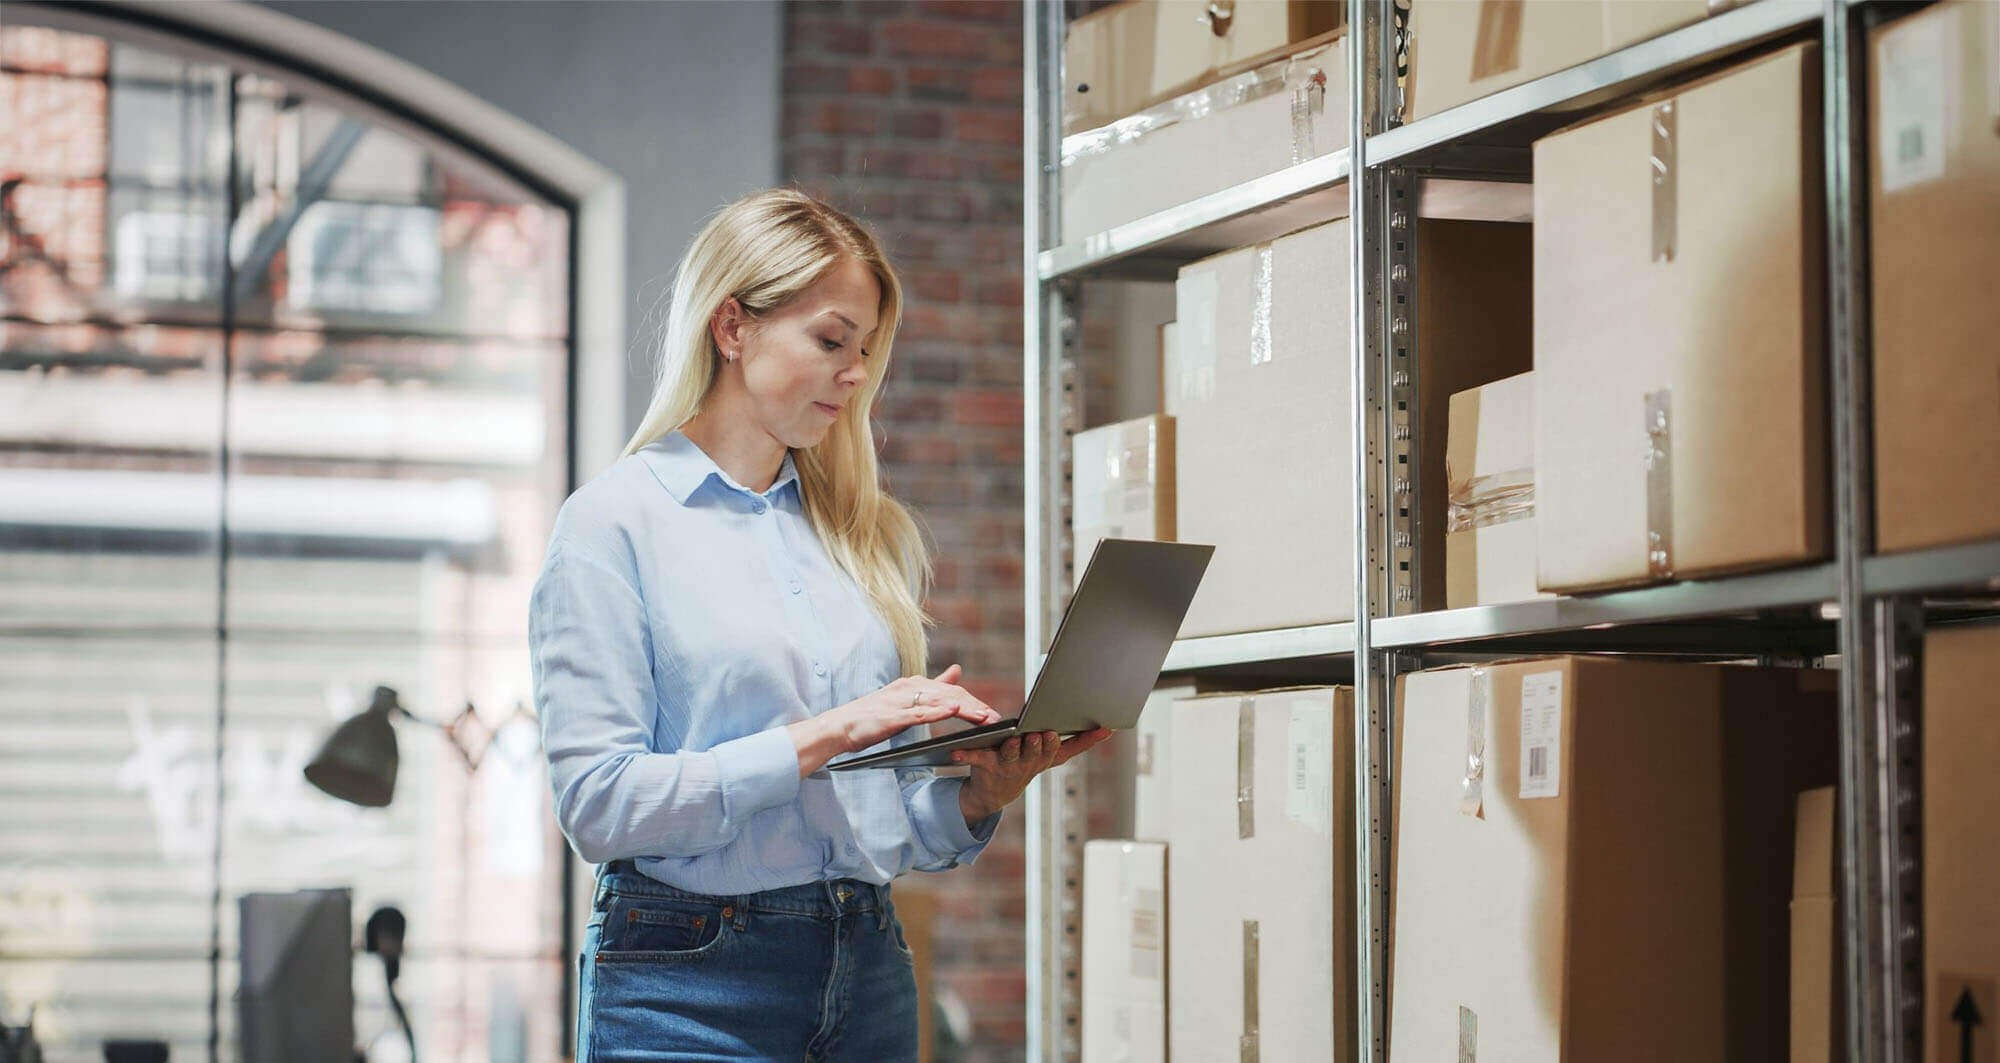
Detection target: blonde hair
<box><xmin>622</xmin><ymin>188</ymin><xmax>931</xmax><ymax>675</ymax></box>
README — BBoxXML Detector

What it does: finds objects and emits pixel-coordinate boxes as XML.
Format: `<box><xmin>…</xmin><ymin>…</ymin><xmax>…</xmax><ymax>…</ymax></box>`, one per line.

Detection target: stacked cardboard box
<box><xmin>1170</xmin><ymin>687</ymin><xmax>1353</xmax><ymax>1061</ymax></box>
<box><xmin>1922</xmin><ymin>625</ymin><xmax>2000</xmax><ymax>1063</ymax></box>
<box><xmin>1404</xmin><ymin>0</ymin><xmax>1725</xmax><ymax>121</ymax></box>
<box><xmin>1869</xmin><ymin>0</ymin><xmax>2000</xmax><ymax>554</ymax></box>
<box><xmin>1070</xmin><ymin>415</ymin><xmax>1176</xmax><ymax>588</ymax></box>
<box><xmin>1173</xmin><ymin>220</ymin><xmax>1353</xmax><ymax>636</ymax></box>
<box><xmin>1063</xmin><ymin>0</ymin><xmax>1342</xmax><ymax>135</ymax></box>
<box><xmin>1533</xmin><ymin>43</ymin><xmax>1825</xmax><ymax>593</ymax></box>
<box><xmin>1082</xmin><ymin>840</ymin><xmax>1168</xmax><ymax>1063</ymax></box>
<box><xmin>1391</xmin><ymin>658</ymin><xmax>1837</xmax><ymax>1061</ymax></box>
<box><xmin>1061</xmin><ymin>37</ymin><xmax>1348</xmax><ymax>242</ymax></box>
<box><xmin>1446</xmin><ymin>372</ymin><xmax>1548</xmax><ymax>608</ymax></box>
<box><xmin>1789</xmin><ymin>786</ymin><xmax>1838</xmax><ymax>1063</ymax></box>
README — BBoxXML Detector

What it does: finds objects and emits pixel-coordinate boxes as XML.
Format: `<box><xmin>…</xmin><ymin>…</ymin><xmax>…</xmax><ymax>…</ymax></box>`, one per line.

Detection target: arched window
<box><xmin>1</xmin><ymin>7</ymin><xmax>613</xmax><ymax>1059</ymax></box>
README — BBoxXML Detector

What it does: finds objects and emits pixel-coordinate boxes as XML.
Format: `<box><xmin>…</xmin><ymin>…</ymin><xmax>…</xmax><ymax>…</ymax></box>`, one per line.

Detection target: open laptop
<box><xmin>829</xmin><ymin>538</ymin><xmax>1213</xmax><ymax>771</ymax></box>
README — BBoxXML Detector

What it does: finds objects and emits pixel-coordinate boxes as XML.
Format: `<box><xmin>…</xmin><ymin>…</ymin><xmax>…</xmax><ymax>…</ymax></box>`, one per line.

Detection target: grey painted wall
<box><xmin>259</xmin><ymin>0</ymin><xmax>783</xmax><ymax>434</ymax></box>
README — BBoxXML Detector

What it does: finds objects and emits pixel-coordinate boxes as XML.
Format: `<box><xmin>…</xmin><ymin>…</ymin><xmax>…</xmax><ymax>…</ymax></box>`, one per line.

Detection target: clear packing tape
<box><xmin>1061</xmin><ymin>39</ymin><xmax>1335</xmax><ymax>167</ymax></box>
<box><xmin>1445</xmin><ymin>467</ymin><xmax>1534</xmax><ymax>533</ymax></box>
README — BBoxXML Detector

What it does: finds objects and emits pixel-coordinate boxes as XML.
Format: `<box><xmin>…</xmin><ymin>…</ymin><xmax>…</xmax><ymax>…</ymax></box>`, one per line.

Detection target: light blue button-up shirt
<box><xmin>529</xmin><ymin>430</ymin><xmax>998</xmax><ymax>893</ymax></box>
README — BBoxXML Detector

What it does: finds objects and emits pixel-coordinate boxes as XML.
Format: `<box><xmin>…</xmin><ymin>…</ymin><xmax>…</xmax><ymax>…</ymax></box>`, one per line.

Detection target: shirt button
<box><xmin>752</xmin><ymin>501</ymin><xmax>766</xmax><ymax>515</ymax></box>
<box><xmin>789</xmin><ymin>580</ymin><xmax>802</xmax><ymax>595</ymax></box>
<box><xmin>813</xmin><ymin>661</ymin><xmax>826</xmax><ymax>677</ymax></box>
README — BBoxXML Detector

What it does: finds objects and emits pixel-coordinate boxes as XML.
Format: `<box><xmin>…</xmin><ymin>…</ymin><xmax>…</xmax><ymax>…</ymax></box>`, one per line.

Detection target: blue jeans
<box><xmin>578</xmin><ymin>860</ymin><xmax>920</xmax><ymax>1062</ymax></box>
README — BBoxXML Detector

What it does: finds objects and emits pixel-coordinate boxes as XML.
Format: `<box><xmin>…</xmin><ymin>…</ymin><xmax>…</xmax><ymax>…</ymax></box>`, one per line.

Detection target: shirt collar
<box><xmin>641</xmin><ymin>430</ymin><xmax>799</xmax><ymax>507</ymax></box>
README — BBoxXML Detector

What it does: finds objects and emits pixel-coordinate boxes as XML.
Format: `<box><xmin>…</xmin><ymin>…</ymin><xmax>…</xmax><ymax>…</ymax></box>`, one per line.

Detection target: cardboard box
<box><xmin>1064</xmin><ymin>0</ymin><xmax>1343</xmax><ymax>134</ymax></box>
<box><xmin>1390</xmin><ymin>658</ymin><xmax>1837</xmax><ymax>1062</ymax></box>
<box><xmin>1533</xmin><ymin>44</ymin><xmax>1826</xmax><ymax>593</ymax></box>
<box><xmin>1158</xmin><ymin>322</ymin><xmax>1179</xmax><ymax>417</ymax></box>
<box><xmin>1061</xmin><ymin>38</ymin><xmax>1348</xmax><ymax>243</ymax></box>
<box><xmin>1870</xmin><ymin>0</ymin><xmax>2000</xmax><ymax>554</ymax></box>
<box><xmin>1169</xmin><ymin>687</ymin><xmax>1353</xmax><ymax>1062</ymax></box>
<box><xmin>1173</xmin><ymin>220</ymin><xmax>1353</xmax><ymax>636</ymax></box>
<box><xmin>1924</xmin><ymin>624</ymin><xmax>2000</xmax><ymax>1063</ymax></box>
<box><xmin>1404</xmin><ymin>0</ymin><xmax>1713</xmax><ymax>121</ymax></box>
<box><xmin>1415</xmin><ymin>220</ymin><xmax>1536</xmax><ymax>611</ymax></box>
<box><xmin>1083</xmin><ymin>840</ymin><xmax>1168</xmax><ymax>1063</ymax></box>
<box><xmin>1131</xmin><ymin>681</ymin><xmax>1194</xmax><ymax>843</ymax></box>
<box><xmin>1072</xmin><ymin>415</ymin><xmax>1176</xmax><ymax>588</ymax></box>
<box><xmin>1445</xmin><ymin>372</ymin><xmax>1548</xmax><ymax>608</ymax></box>
<box><xmin>1790</xmin><ymin>786</ymin><xmax>1838</xmax><ymax>1063</ymax></box>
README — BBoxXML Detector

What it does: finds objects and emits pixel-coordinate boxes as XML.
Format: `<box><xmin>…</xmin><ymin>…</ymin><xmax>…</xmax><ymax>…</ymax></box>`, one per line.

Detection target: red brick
<box><xmin>972</xmin><ymin>275</ymin><xmax>1021</xmax><ymax>307</ymax></box>
<box><xmin>847</xmin><ymin>65</ymin><xmax>896</xmax><ymax>95</ymax></box>
<box><xmin>971</xmin><ymin>65</ymin><xmax>1021</xmax><ymax>104</ymax></box>
<box><xmin>813</xmin><ymin>100</ymin><xmax>881</xmax><ymax>136</ymax></box>
<box><xmin>891</xmin><ymin>108</ymin><xmax>946</xmax><ymax>140</ymax></box>
<box><xmin>954</xmin><ymin>388</ymin><xmax>1022</xmax><ymax>427</ymax></box>
<box><xmin>915</xmin><ymin>0</ymin><xmax>1017</xmax><ymax>22</ymax></box>
<box><xmin>954</xmin><ymin>108</ymin><xmax>1021</xmax><ymax>146</ymax></box>
<box><xmin>784</xmin><ymin>144</ymin><xmax>844</xmax><ymax>176</ymax></box>
<box><xmin>905</xmin><ymin>65</ymin><xmax>971</xmax><ymax>102</ymax></box>
<box><xmin>882</xmin><ymin>18</ymin><xmax>989</xmax><ymax>60</ymax></box>
<box><xmin>903</xmin><ymin>266</ymin><xmax>964</xmax><ymax>302</ymax></box>
<box><xmin>784</xmin><ymin>62</ymin><xmax>850</xmax><ymax>95</ymax></box>
<box><xmin>792</xmin><ymin>18</ymin><xmax>874</xmax><ymax>56</ymax></box>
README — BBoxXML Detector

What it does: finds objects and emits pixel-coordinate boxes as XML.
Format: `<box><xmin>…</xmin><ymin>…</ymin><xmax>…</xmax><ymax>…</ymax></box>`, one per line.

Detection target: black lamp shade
<box><xmin>303</xmin><ymin>687</ymin><xmax>401</xmax><ymax>808</ymax></box>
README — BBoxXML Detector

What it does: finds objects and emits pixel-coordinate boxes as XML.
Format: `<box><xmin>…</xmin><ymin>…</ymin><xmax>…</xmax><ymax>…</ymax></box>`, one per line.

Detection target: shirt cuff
<box><xmin>908</xmin><ymin>776</ymin><xmax>1002</xmax><ymax>864</ymax></box>
<box><xmin>709</xmin><ymin>725</ymin><xmax>803</xmax><ymax>824</ymax></box>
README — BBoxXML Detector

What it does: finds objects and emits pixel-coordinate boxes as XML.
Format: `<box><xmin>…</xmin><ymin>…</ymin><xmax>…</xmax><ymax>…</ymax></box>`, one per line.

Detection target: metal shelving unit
<box><xmin>1021</xmin><ymin>1</ymin><xmax>1999</xmax><ymax>1061</ymax></box>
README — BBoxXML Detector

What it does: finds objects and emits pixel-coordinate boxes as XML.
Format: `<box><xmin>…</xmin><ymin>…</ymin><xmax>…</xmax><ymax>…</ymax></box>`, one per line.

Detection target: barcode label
<box><xmin>1519</xmin><ymin>670</ymin><xmax>1563</xmax><ymax>799</ymax></box>
<box><xmin>1287</xmin><ymin>701</ymin><xmax>1333</xmax><ymax>835</ymax></box>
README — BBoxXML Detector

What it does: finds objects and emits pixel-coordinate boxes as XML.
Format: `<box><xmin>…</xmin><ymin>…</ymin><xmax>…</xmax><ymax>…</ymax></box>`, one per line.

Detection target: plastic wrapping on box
<box><xmin>1445</xmin><ymin>467</ymin><xmax>1533</xmax><ymax>533</ymax></box>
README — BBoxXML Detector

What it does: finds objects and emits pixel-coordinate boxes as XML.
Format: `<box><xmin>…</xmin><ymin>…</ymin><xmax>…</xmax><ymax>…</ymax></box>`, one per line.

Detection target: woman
<box><xmin>529</xmin><ymin>187</ymin><xmax>1111</xmax><ymax>1061</ymax></box>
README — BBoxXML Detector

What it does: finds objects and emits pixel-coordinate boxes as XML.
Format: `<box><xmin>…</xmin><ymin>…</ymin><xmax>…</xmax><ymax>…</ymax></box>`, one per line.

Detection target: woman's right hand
<box><xmin>788</xmin><ymin>664</ymin><xmax>1001</xmax><ymax>777</ymax></box>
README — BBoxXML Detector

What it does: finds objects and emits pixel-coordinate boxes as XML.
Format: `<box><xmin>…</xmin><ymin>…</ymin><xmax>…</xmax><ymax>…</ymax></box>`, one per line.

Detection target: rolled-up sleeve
<box><xmin>896</xmin><ymin>759</ymin><xmax>1002</xmax><ymax>871</ymax></box>
<box><xmin>530</xmin><ymin>545</ymin><xmax>801</xmax><ymax>864</ymax></box>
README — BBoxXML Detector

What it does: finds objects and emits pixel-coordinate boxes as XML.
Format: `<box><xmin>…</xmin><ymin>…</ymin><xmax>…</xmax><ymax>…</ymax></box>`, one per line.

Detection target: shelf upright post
<box><xmin>1824</xmin><ymin>2</ymin><xmax>1922</xmax><ymax>1062</ymax></box>
<box><xmin>1023</xmin><ymin>2</ymin><xmax>1088</xmax><ymax>1059</ymax></box>
<box><xmin>1348</xmin><ymin>3</ymin><xmax>1406</xmax><ymax>1062</ymax></box>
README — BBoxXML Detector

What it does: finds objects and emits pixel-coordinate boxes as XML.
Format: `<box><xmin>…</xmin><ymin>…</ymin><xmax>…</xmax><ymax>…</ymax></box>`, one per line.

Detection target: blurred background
<box><xmin>0</xmin><ymin>2</ymin><xmax>1050</xmax><ymax>1061</ymax></box>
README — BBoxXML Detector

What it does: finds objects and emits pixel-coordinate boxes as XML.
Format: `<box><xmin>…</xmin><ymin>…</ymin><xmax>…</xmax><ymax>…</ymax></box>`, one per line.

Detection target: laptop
<box><xmin>829</xmin><ymin>538</ymin><xmax>1213</xmax><ymax>771</ymax></box>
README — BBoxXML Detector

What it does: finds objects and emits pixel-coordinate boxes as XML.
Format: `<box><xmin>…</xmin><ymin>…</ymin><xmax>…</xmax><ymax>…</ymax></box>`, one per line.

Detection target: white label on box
<box><xmin>1878</xmin><ymin>11</ymin><xmax>1953</xmax><ymax>193</ymax></box>
<box><xmin>1519</xmin><ymin>670</ymin><xmax>1563</xmax><ymax>800</ymax></box>
<box><xmin>1173</xmin><ymin>269</ymin><xmax>1219</xmax><ymax>404</ymax></box>
<box><xmin>1130</xmin><ymin>887</ymin><xmax>1163</xmax><ymax>981</ymax></box>
<box><xmin>1287</xmin><ymin>700</ymin><xmax>1333</xmax><ymax>835</ymax></box>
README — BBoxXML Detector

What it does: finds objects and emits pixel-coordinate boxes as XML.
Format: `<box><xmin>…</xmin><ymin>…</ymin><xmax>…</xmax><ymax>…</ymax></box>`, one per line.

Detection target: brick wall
<box><xmin>778</xmin><ymin>1</ymin><xmax>1031</xmax><ymax>1058</ymax></box>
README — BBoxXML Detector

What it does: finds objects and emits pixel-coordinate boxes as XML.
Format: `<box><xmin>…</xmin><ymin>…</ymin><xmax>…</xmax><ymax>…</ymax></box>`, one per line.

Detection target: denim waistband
<box><xmin>593</xmin><ymin>859</ymin><xmax>893</xmax><ymax>920</ymax></box>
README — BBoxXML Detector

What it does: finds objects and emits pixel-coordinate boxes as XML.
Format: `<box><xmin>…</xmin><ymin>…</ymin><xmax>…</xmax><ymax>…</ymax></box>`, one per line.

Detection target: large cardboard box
<box><xmin>1923</xmin><ymin>625</ymin><xmax>2000</xmax><ymax>1063</ymax></box>
<box><xmin>1445</xmin><ymin>372</ymin><xmax>1549</xmax><ymax>608</ymax></box>
<box><xmin>1064</xmin><ymin>0</ymin><xmax>1342</xmax><ymax>134</ymax></box>
<box><xmin>1169</xmin><ymin>687</ymin><xmax>1353</xmax><ymax>1062</ymax></box>
<box><xmin>1416</xmin><ymin>221</ymin><xmax>1535</xmax><ymax>612</ymax></box>
<box><xmin>1061</xmin><ymin>38</ymin><xmax>1348</xmax><ymax>243</ymax></box>
<box><xmin>1534</xmin><ymin>44</ymin><xmax>1826</xmax><ymax>593</ymax></box>
<box><xmin>1072</xmin><ymin>415</ymin><xmax>1176</xmax><ymax>589</ymax></box>
<box><xmin>1870</xmin><ymin>0</ymin><xmax>2000</xmax><ymax>554</ymax></box>
<box><xmin>1790</xmin><ymin>786</ymin><xmax>1838</xmax><ymax>1063</ymax></box>
<box><xmin>1404</xmin><ymin>0</ymin><xmax>1713</xmax><ymax>121</ymax></box>
<box><xmin>1390</xmin><ymin>658</ymin><xmax>1837</xmax><ymax>1062</ymax></box>
<box><xmin>1082</xmin><ymin>840</ymin><xmax>1168</xmax><ymax>1063</ymax></box>
<box><xmin>1173</xmin><ymin>220</ymin><xmax>1353</xmax><ymax>636</ymax></box>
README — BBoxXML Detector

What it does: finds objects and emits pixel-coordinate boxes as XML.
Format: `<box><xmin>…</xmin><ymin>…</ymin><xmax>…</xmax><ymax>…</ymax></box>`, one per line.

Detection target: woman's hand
<box><xmin>789</xmin><ymin>664</ymin><xmax>1001</xmax><ymax>777</ymax></box>
<box><xmin>952</xmin><ymin>727</ymin><xmax>1114</xmax><ymax>827</ymax></box>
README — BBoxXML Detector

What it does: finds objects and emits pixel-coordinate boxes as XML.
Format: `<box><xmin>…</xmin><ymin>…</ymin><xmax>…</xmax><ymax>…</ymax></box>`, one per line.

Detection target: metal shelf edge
<box><xmin>1365</xmin><ymin>0</ymin><xmax>1822</xmax><ymax>167</ymax></box>
<box><xmin>1037</xmin><ymin>149</ymin><xmax>1352</xmax><ymax>280</ymax></box>
<box><xmin>1862</xmin><ymin>540</ymin><xmax>2000</xmax><ymax>598</ymax></box>
<box><xmin>1371</xmin><ymin>561</ymin><xmax>1840</xmax><ymax>648</ymax></box>
<box><xmin>1159</xmin><ymin>621</ymin><xmax>1356</xmax><ymax>671</ymax></box>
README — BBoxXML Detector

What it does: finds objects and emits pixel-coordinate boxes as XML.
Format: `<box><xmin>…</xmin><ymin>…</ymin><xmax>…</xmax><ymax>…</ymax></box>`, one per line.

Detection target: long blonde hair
<box><xmin>622</xmin><ymin>188</ymin><xmax>931</xmax><ymax>675</ymax></box>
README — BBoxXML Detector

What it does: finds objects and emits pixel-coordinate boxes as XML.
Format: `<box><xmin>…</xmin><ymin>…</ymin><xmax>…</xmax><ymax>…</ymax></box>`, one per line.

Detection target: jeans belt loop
<box><xmin>875</xmin><ymin>882</ymin><xmax>891</xmax><ymax>932</ymax></box>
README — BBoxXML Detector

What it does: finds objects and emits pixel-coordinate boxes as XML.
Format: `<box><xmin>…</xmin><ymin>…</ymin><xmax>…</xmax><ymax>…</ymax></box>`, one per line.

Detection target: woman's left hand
<box><xmin>952</xmin><ymin>728</ymin><xmax>1114</xmax><ymax>827</ymax></box>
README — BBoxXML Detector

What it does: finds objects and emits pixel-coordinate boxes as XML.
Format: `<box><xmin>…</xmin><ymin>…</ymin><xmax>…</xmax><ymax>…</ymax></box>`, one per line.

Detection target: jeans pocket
<box><xmin>889</xmin><ymin>913</ymin><xmax>916</xmax><ymax>965</ymax></box>
<box><xmin>599</xmin><ymin>895</ymin><xmax>731</xmax><ymax>962</ymax></box>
